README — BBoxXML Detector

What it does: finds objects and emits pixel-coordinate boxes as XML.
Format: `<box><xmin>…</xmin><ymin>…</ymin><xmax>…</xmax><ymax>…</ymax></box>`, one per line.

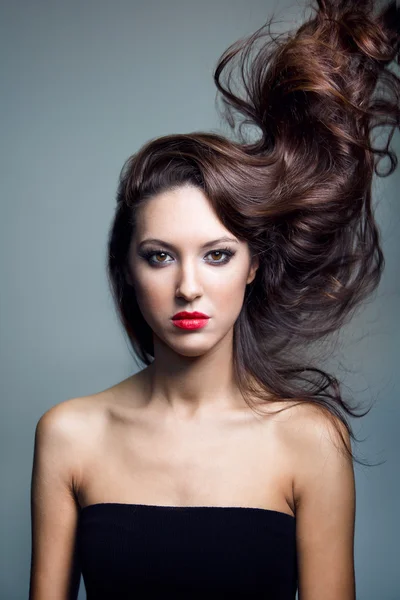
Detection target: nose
<box><xmin>175</xmin><ymin>260</ymin><xmax>203</xmax><ymax>301</ymax></box>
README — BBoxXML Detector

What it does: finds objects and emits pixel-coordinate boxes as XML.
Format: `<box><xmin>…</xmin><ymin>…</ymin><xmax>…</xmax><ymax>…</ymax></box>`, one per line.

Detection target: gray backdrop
<box><xmin>1</xmin><ymin>0</ymin><xmax>398</xmax><ymax>598</ymax></box>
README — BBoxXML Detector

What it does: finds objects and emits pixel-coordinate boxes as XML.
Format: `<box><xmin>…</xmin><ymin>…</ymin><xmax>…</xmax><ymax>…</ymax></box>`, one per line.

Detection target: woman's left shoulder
<box><xmin>275</xmin><ymin>400</ymin><xmax>352</xmax><ymax>460</ymax></box>
<box><xmin>276</xmin><ymin>403</ymin><xmax>356</xmax><ymax>596</ymax></box>
<box><xmin>272</xmin><ymin>400</ymin><xmax>354</xmax><ymax>507</ymax></box>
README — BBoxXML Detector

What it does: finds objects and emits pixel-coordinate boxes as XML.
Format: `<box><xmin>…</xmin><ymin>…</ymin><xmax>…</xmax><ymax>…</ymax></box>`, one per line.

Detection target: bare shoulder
<box><xmin>34</xmin><ymin>379</ymin><xmax>128</xmax><ymax>475</ymax></box>
<box><xmin>35</xmin><ymin>374</ymin><xmax>140</xmax><ymax>460</ymax></box>
<box><xmin>30</xmin><ymin>388</ymin><xmax>123</xmax><ymax>599</ymax></box>
<box><xmin>274</xmin><ymin>403</ymin><xmax>356</xmax><ymax>597</ymax></box>
<box><xmin>272</xmin><ymin>401</ymin><xmax>356</xmax><ymax>597</ymax></box>
<box><xmin>37</xmin><ymin>393</ymin><xmax>103</xmax><ymax>447</ymax></box>
<box><xmin>271</xmin><ymin>401</ymin><xmax>353</xmax><ymax>502</ymax></box>
<box><xmin>37</xmin><ymin>374</ymin><xmax>139</xmax><ymax>432</ymax></box>
<box><xmin>273</xmin><ymin>400</ymin><xmax>351</xmax><ymax>455</ymax></box>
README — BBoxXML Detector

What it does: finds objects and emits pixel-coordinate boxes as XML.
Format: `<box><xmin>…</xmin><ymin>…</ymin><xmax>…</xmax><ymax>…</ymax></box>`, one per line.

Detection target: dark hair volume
<box><xmin>107</xmin><ymin>0</ymin><xmax>400</xmax><ymax>466</ymax></box>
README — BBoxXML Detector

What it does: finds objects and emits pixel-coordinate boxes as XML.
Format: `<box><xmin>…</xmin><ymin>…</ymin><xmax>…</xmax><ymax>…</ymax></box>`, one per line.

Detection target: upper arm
<box><xmin>29</xmin><ymin>401</ymin><xmax>85</xmax><ymax>600</ymax></box>
<box><xmin>291</xmin><ymin>407</ymin><xmax>356</xmax><ymax>600</ymax></box>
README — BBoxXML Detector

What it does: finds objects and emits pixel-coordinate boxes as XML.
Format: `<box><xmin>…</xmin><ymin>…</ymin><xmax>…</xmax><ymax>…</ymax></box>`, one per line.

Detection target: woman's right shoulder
<box><xmin>34</xmin><ymin>375</ymin><xmax>138</xmax><ymax>454</ymax></box>
<box><xmin>35</xmin><ymin>388</ymin><xmax>123</xmax><ymax>481</ymax></box>
<box><xmin>30</xmin><ymin>392</ymin><xmax>113</xmax><ymax>598</ymax></box>
<box><xmin>36</xmin><ymin>394</ymin><xmax>104</xmax><ymax>446</ymax></box>
<box><xmin>34</xmin><ymin>373</ymin><xmax>144</xmax><ymax>468</ymax></box>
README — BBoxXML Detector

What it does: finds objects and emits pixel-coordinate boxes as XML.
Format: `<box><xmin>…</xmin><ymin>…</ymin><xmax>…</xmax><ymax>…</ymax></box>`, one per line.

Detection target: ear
<box><xmin>246</xmin><ymin>254</ymin><xmax>259</xmax><ymax>285</ymax></box>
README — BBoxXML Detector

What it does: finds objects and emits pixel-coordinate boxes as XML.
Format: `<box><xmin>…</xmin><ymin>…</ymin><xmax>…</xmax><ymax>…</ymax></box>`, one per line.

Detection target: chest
<box><xmin>78</xmin><ymin>406</ymin><xmax>295</xmax><ymax>515</ymax></box>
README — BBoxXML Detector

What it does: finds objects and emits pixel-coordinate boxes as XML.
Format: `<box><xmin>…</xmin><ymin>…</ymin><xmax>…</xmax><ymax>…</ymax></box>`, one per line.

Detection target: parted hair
<box><xmin>107</xmin><ymin>0</ymin><xmax>400</xmax><ymax>466</ymax></box>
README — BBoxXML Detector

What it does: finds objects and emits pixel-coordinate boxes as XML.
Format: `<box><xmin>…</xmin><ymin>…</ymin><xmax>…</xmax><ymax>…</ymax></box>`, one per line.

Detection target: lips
<box><xmin>172</xmin><ymin>311</ymin><xmax>210</xmax><ymax>320</ymax></box>
<box><xmin>171</xmin><ymin>311</ymin><xmax>210</xmax><ymax>330</ymax></box>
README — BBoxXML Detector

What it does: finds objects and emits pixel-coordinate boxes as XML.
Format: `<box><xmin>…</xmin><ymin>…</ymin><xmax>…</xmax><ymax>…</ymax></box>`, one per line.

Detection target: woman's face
<box><xmin>126</xmin><ymin>185</ymin><xmax>259</xmax><ymax>357</ymax></box>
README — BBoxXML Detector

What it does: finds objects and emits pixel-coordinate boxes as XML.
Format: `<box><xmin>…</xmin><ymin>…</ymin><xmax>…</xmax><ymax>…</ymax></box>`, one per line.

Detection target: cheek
<box><xmin>134</xmin><ymin>278</ymin><xmax>167</xmax><ymax>323</ymax></box>
<box><xmin>210</xmin><ymin>270</ymin><xmax>249</xmax><ymax>315</ymax></box>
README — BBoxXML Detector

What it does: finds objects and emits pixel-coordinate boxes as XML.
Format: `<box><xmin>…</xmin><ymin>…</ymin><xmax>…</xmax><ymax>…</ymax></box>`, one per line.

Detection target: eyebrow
<box><xmin>137</xmin><ymin>236</ymin><xmax>240</xmax><ymax>251</ymax></box>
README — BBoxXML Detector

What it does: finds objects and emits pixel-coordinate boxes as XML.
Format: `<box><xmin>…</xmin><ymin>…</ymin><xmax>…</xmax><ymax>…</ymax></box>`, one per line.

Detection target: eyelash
<box><xmin>139</xmin><ymin>246</ymin><xmax>236</xmax><ymax>267</ymax></box>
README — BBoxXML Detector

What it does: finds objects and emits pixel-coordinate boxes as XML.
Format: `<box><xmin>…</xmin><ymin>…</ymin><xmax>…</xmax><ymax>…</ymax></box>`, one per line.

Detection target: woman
<box><xmin>29</xmin><ymin>0</ymin><xmax>400</xmax><ymax>598</ymax></box>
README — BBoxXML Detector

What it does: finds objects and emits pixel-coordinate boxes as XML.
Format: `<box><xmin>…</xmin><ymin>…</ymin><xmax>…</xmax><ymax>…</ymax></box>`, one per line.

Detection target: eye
<box><xmin>139</xmin><ymin>246</ymin><xmax>236</xmax><ymax>267</ymax></box>
<box><xmin>139</xmin><ymin>249</ymin><xmax>173</xmax><ymax>266</ymax></box>
<box><xmin>207</xmin><ymin>249</ymin><xmax>235</xmax><ymax>264</ymax></box>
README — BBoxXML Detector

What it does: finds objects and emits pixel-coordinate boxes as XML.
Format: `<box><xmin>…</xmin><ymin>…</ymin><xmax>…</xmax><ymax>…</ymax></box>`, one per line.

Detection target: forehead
<box><xmin>134</xmin><ymin>186</ymin><xmax>232</xmax><ymax>242</ymax></box>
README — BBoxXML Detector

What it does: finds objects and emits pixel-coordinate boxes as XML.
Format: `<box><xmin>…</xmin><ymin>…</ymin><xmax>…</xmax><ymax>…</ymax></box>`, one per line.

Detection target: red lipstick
<box><xmin>172</xmin><ymin>311</ymin><xmax>210</xmax><ymax>330</ymax></box>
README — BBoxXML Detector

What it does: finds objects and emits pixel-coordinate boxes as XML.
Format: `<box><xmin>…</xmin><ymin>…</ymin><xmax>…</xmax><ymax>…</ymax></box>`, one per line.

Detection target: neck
<box><xmin>142</xmin><ymin>329</ymin><xmax>248</xmax><ymax>419</ymax></box>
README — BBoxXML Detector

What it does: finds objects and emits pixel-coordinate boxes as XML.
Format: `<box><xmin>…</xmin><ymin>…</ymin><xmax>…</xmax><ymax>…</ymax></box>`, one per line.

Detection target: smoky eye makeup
<box><xmin>137</xmin><ymin>246</ymin><xmax>237</xmax><ymax>267</ymax></box>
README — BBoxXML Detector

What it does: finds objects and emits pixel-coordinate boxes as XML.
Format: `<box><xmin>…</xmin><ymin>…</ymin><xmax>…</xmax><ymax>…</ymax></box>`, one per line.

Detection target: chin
<box><xmin>172</xmin><ymin>340</ymin><xmax>215</xmax><ymax>358</ymax></box>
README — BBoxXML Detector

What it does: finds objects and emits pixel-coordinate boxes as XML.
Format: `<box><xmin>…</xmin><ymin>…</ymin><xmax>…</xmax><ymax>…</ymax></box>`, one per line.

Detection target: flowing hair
<box><xmin>107</xmin><ymin>0</ymin><xmax>400</xmax><ymax>466</ymax></box>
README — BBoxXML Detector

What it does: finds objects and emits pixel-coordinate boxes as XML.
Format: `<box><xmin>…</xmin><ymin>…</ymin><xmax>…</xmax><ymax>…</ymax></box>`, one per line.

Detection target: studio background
<box><xmin>1</xmin><ymin>0</ymin><xmax>398</xmax><ymax>598</ymax></box>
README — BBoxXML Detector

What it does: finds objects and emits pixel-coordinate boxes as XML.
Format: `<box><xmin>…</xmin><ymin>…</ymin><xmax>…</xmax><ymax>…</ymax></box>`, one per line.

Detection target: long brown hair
<box><xmin>107</xmin><ymin>0</ymin><xmax>400</xmax><ymax>466</ymax></box>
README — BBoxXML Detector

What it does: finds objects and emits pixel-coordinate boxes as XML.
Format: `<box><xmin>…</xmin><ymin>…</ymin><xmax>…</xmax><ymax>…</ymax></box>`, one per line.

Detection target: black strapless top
<box><xmin>77</xmin><ymin>503</ymin><xmax>298</xmax><ymax>599</ymax></box>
